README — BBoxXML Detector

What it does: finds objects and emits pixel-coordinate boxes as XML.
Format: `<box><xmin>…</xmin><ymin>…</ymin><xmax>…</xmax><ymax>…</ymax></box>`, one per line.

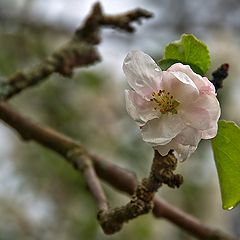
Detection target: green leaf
<box><xmin>161</xmin><ymin>34</ymin><xmax>211</xmax><ymax>75</ymax></box>
<box><xmin>212</xmin><ymin>120</ymin><xmax>240</xmax><ymax>210</ymax></box>
<box><xmin>158</xmin><ymin>59</ymin><xmax>179</xmax><ymax>71</ymax></box>
<box><xmin>158</xmin><ymin>59</ymin><xmax>204</xmax><ymax>75</ymax></box>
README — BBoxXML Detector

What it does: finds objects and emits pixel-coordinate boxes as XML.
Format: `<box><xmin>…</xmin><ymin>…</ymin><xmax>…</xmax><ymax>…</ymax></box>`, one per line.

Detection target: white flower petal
<box><xmin>201</xmin><ymin>95</ymin><xmax>220</xmax><ymax>139</ymax></box>
<box><xmin>141</xmin><ymin>114</ymin><xmax>185</xmax><ymax>145</ymax></box>
<box><xmin>196</xmin><ymin>94</ymin><xmax>221</xmax><ymax>122</ymax></box>
<box><xmin>167</xmin><ymin>63</ymin><xmax>215</xmax><ymax>94</ymax></box>
<box><xmin>182</xmin><ymin>93</ymin><xmax>220</xmax><ymax>131</ymax></box>
<box><xmin>199</xmin><ymin>77</ymin><xmax>216</xmax><ymax>95</ymax></box>
<box><xmin>154</xmin><ymin>144</ymin><xmax>172</xmax><ymax>156</ymax></box>
<box><xmin>181</xmin><ymin>106</ymin><xmax>210</xmax><ymax>130</ymax></box>
<box><xmin>168</xmin><ymin>63</ymin><xmax>202</xmax><ymax>83</ymax></box>
<box><xmin>123</xmin><ymin>50</ymin><xmax>163</xmax><ymax>98</ymax></box>
<box><xmin>125</xmin><ymin>90</ymin><xmax>159</xmax><ymax>125</ymax></box>
<box><xmin>174</xmin><ymin>144</ymin><xmax>197</xmax><ymax>161</ymax></box>
<box><xmin>155</xmin><ymin>143</ymin><xmax>196</xmax><ymax>161</ymax></box>
<box><xmin>162</xmin><ymin>71</ymin><xmax>199</xmax><ymax>104</ymax></box>
<box><xmin>155</xmin><ymin>127</ymin><xmax>201</xmax><ymax>161</ymax></box>
<box><xmin>201</xmin><ymin>124</ymin><xmax>218</xmax><ymax>139</ymax></box>
<box><xmin>173</xmin><ymin>127</ymin><xmax>202</xmax><ymax>161</ymax></box>
<box><xmin>175</xmin><ymin>127</ymin><xmax>202</xmax><ymax>146</ymax></box>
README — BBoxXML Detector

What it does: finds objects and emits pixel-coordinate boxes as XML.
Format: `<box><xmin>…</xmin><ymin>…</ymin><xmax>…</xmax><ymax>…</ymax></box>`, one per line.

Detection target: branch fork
<box><xmin>0</xmin><ymin>102</ymin><xmax>235</xmax><ymax>239</ymax></box>
<box><xmin>98</xmin><ymin>150</ymin><xmax>183</xmax><ymax>234</ymax></box>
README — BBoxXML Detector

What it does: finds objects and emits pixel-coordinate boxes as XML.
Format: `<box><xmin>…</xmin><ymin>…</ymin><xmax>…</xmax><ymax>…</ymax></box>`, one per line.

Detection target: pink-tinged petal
<box><xmin>155</xmin><ymin>127</ymin><xmax>201</xmax><ymax>161</ymax></box>
<box><xmin>182</xmin><ymin>93</ymin><xmax>220</xmax><ymax>131</ymax></box>
<box><xmin>181</xmin><ymin>91</ymin><xmax>220</xmax><ymax>130</ymax></box>
<box><xmin>161</xmin><ymin>71</ymin><xmax>199</xmax><ymax>104</ymax></box>
<box><xmin>199</xmin><ymin>77</ymin><xmax>216</xmax><ymax>95</ymax></box>
<box><xmin>173</xmin><ymin>127</ymin><xmax>201</xmax><ymax>161</ymax></box>
<box><xmin>196</xmin><ymin>94</ymin><xmax>221</xmax><ymax>122</ymax></box>
<box><xmin>167</xmin><ymin>63</ymin><xmax>189</xmax><ymax>72</ymax></box>
<box><xmin>181</xmin><ymin>106</ymin><xmax>211</xmax><ymax>130</ymax></box>
<box><xmin>154</xmin><ymin>144</ymin><xmax>172</xmax><ymax>156</ymax></box>
<box><xmin>200</xmin><ymin>95</ymin><xmax>220</xmax><ymax>139</ymax></box>
<box><xmin>168</xmin><ymin>63</ymin><xmax>202</xmax><ymax>86</ymax></box>
<box><xmin>174</xmin><ymin>144</ymin><xmax>197</xmax><ymax>161</ymax></box>
<box><xmin>175</xmin><ymin>127</ymin><xmax>202</xmax><ymax>146</ymax></box>
<box><xmin>155</xmin><ymin>139</ymin><xmax>195</xmax><ymax>160</ymax></box>
<box><xmin>125</xmin><ymin>90</ymin><xmax>159</xmax><ymax>125</ymax></box>
<box><xmin>168</xmin><ymin>63</ymin><xmax>202</xmax><ymax>85</ymax></box>
<box><xmin>123</xmin><ymin>50</ymin><xmax>163</xmax><ymax>98</ymax></box>
<box><xmin>167</xmin><ymin>63</ymin><xmax>216</xmax><ymax>94</ymax></box>
<box><xmin>201</xmin><ymin>123</ymin><xmax>218</xmax><ymax>139</ymax></box>
<box><xmin>141</xmin><ymin>114</ymin><xmax>185</xmax><ymax>145</ymax></box>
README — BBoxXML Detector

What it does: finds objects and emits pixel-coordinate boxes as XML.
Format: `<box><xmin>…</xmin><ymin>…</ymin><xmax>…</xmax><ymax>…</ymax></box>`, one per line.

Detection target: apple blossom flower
<box><xmin>123</xmin><ymin>50</ymin><xmax>220</xmax><ymax>161</ymax></box>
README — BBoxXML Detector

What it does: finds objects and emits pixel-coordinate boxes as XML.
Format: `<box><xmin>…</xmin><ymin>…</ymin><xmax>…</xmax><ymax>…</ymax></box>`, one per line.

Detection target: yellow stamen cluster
<box><xmin>150</xmin><ymin>90</ymin><xmax>180</xmax><ymax>114</ymax></box>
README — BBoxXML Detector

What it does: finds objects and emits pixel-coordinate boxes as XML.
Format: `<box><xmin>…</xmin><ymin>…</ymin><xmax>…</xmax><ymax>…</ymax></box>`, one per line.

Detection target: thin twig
<box><xmin>0</xmin><ymin>102</ymin><xmax>236</xmax><ymax>240</ymax></box>
<box><xmin>100</xmin><ymin>7</ymin><xmax>153</xmax><ymax>32</ymax></box>
<box><xmin>0</xmin><ymin>2</ymin><xmax>152</xmax><ymax>100</ymax></box>
<box><xmin>67</xmin><ymin>148</ymin><xmax>108</xmax><ymax>211</ymax></box>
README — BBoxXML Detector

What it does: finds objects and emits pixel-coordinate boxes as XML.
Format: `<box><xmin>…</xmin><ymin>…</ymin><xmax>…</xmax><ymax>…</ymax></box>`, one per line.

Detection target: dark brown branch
<box><xmin>211</xmin><ymin>63</ymin><xmax>229</xmax><ymax>92</ymax></box>
<box><xmin>0</xmin><ymin>35</ymin><xmax>100</xmax><ymax>100</ymax></box>
<box><xmin>0</xmin><ymin>2</ymin><xmax>152</xmax><ymax>100</ymax></box>
<box><xmin>0</xmin><ymin>102</ymin><xmax>236</xmax><ymax>240</ymax></box>
<box><xmin>153</xmin><ymin>199</ymin><xmax>236</xmax><ymax>240</ymax></box>
<box><xmin>98</xmin><ymin>151</ymin><xmax>183</xmax><ymax>234</ymax></box>
<box><xmin>75</xmin><ymin>3</ymin><xmax>152</xmax><ymax>43</ymax></box>
<box><xmin>92</xmin><ymin>155</ymin><xmax>235</xmax><ymax>240</ymax></box>
<box><xmin>0</xmin><ymin>101</ymin><xmax>108</xmax><ymax>212</ymax></box>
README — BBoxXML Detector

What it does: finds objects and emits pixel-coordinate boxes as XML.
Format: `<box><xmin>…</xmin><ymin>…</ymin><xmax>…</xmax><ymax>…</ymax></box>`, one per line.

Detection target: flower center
<box><xmin>150</xmin><ymin>90</ymin><xmax>180</xmax><ymax>114</ymax></box>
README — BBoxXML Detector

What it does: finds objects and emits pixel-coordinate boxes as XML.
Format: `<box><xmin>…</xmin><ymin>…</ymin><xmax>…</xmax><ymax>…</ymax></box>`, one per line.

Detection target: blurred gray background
<box><xmin>0</xmin><ymin>0</ymin><xmax>240</xmax><ymax>239</ymax></box>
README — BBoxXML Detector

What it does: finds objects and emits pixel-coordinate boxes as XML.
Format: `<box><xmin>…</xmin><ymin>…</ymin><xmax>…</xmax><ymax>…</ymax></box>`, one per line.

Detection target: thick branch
<box><xmin>0</xmin><ymin>101</ymin><xmax>108</xmax><ymax>212</ymax></box>
<box><xmin>98</xmin><ymin>151</ymin><xmax>183</xmax><ymax>234</ymax></box>
<box><xmin>0</xmin><ymin>2</ymin><xmax>152</xmax><ymax>100</ymax></box>
<box><xmin>0</xmin><ymin>102</ymin><xmax>236</xmax><ymax>240</ymax></box>
<box><xmin>0</xmin><ymin>34</ymin><xmax>100</xmax><ymax>100</ymax></box>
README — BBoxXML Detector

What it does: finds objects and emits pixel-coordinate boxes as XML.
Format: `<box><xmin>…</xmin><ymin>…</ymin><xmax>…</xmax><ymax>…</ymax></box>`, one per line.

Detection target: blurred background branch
<box><xmin>0</xmin><ymin>2</ymin><xmax>152</xmax><ymax>100</ymax></box>
<box><xmin>0</xmin><ymin>101</ymin><xmax>236</xmax><ymax>239</ymax></box>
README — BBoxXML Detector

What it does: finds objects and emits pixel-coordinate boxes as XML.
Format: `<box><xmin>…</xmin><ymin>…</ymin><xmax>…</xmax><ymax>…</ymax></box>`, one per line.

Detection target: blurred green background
<box><xmin>0</xmin><ymin>0</ymin><xmax>240</xmax><ymax>239</ymax></box>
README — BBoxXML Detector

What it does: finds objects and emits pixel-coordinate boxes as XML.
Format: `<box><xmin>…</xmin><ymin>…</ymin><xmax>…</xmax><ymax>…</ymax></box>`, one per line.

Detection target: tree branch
<box><xmin>0</xmin><ymin>102</ymin><xmax>236</xmax><ymax>240</ymax></box>
<box><xmin>0</xmin><ymin>2</ymin><xmax>152</xmax><ymax>100</ymax></box>
<box><xmin>98</xmin><ymin>150</ymin><xmax>183</xmax><ymax>234</ymax></box>
<box><xmin>67</xmin><ymin>148</ymin><xmax>108</xmax><ymax>211</ymax></box>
